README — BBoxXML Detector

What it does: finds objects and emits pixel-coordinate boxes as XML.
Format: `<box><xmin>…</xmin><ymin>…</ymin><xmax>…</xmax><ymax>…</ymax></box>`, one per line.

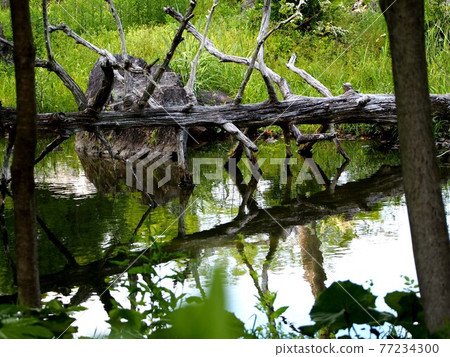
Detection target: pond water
<box><xmin>1</xmin><ymin>137</ymin><xmax>449</xmax><ymax>337</ymax></box>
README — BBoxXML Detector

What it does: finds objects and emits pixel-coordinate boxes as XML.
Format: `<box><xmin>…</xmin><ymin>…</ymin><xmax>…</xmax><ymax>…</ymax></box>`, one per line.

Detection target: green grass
<box><xmin>0</xmin><ymin>0</ymin><xmax>448</xmax><ymax>116</ymax></box>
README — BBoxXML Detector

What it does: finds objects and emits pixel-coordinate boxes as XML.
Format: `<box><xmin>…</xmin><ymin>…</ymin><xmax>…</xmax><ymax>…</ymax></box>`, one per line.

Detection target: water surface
<box><xmin>1</xmin><ymin>138</ymin><xmax>449</xmax><ymax>337</ymax></box>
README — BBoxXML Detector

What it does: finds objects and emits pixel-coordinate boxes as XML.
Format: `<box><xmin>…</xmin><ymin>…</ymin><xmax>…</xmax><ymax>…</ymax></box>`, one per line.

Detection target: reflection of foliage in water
<box><xmin>3</xmin><ymin>136</ymin><xmax>447</xmax><ymax>338</ymax></box>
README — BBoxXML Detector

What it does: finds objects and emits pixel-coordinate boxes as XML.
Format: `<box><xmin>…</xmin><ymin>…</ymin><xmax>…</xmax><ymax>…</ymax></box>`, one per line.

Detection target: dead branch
<box><xmin>222</xmin><ymin>122</ymin><xmax>259</xmax><ymax>152</ymax></box>
<box><xmin>165</xmin><ymin>7</ymin><xmax>294</xmax><ymax>100</ymax></box>
<box><xmin>286</xmin><ymin>53</ymin><xmax>332</xmax><ymax>97</ymax></box>
<box><xmin>49</xmin><ymin>23</ymin><xmax>117</xmax><ymax>64</ymax></box>
<box><xmin>235</xmin><ymin>0</ymin><xmax>278</xmax><ymax>104</ymax></box>
<box><xmin>138</xmin><ymin>0</ymin><xmax>197</xmax><ymax>108</ymax></box>
<box><xmin>286</xmin><ymin>53</ymin><xmax>350</xmax><ymax>160</ymax></box>
<box><xmin>3</xmin><ymin>30</ymin><xmax>86</xmax><ymax>110</ymax></box>
<box><xmin>235</xmin><ymin>0</ymin><xmax>301</xmax><ymax>104</ymax></box>
<box><xmin>106</xmin><ymin>0</ymin><xmax>131</xmax><ymax>93</ymax></box>
<box><xmin>106</xmin><ymin>0</ymin><xmax>127</xmax><ymax>58</ymax></box>
<box><xmin>2</xmin><ymin>93</ymin><xmax>448</xmax><ymax>134</ymax></box>
<box><xmin>0</xmin><ymin>35</ymin><xmax>13</xmax><ymax>48</ymax></box>
<box><xmin>185</xmin><ymin>0</ymin><xmax>218</xmax><ymax>105</ymax></box>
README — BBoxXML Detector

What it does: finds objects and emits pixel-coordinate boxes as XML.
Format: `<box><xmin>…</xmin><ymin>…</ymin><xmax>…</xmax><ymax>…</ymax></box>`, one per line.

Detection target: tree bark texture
<box><xmin>381</xmin><ymin>0</ymin><xmax>450</xmax><ymax>336</ymax></box>
<box><xmin>10</xmin><ymin>0</ymin><xmax>41</xmax><ymax>307</ymax></box>
<box><xmin>0</xmin><ymin>93</ymin><xmax>449</xmax><ymax>135</ymax></box>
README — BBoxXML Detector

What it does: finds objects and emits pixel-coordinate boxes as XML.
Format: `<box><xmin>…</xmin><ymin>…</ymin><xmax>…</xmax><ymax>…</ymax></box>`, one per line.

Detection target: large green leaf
<box><xmin>305</xmin><ymin>281</ymin><xmax>393</xmax><ymax>335</ymax></box>
<box><xmin>384</xmin><ymin>291</ymin><xmax>428</xmax><ymax>338</ymax></box>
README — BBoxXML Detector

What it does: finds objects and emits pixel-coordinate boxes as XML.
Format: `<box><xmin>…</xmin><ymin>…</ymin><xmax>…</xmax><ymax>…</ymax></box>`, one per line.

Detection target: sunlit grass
<box><xmin>0</xmin><ymin>0</ymin><xmax>448</xmax><ymax>115</ymax></box>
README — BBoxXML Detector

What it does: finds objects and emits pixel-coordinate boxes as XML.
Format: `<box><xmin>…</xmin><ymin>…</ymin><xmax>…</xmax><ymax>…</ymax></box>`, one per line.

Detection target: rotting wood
<box><xmin>86</xmin><ymin>58</ymin><xmax>115</xmax><ymax>113</ymax></box>
<box><xmin>222</xmin><ymin>122</ymin><xmax>259</xmax><ymax>153</ymax></box>
<box><xmin>1</xmin><ymin>93</ymin><xmax>448</xmax><ymax>134</ymax></box>
<box><xmin>0</xmin><ymin>1</ymin><xmax>449</xmax><ymax>170</ymax></box>
<box><xmin>167</xmin><ymin>5</ymin><xmax>350</xmax><ymax>160</ymax></box>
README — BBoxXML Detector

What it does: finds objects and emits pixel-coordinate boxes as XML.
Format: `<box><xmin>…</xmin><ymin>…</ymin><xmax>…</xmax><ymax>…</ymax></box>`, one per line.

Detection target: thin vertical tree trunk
<box><xmin>380</xmin><ymin>0</ymin><xmax>450</xmax><ymax>335</ymax></box>
<box><xmin>10</xmin><ymin>0</ymin><xmax>41</xmax><ymax>307</ymax></box>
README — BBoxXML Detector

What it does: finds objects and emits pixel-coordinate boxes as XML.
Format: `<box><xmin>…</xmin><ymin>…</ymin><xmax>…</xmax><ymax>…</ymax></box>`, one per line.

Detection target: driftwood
<box><xmin>1</xmin><ymin>93</ymin><xmax>449</xmax><ymax>132</ymax></box>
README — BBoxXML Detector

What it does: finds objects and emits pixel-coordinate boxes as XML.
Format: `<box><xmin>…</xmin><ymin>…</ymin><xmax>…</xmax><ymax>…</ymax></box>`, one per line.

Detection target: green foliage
<box><xmin>299</xmin><ymin>280</ymin><xmax>449</xmax><ymax>339</ymax></box>
<box><xmin>300</xmin><ymin>281</ymin><xmax>393</xmax><ymax>338</ymax></box>
<box><xmin>107</xmin><ymin>308</ymin><xmax>148</xmax><ymax>339</ymax></box>
<box><xmin>0</xmin><ymin>299</ymin><xmax>82</xmax><ymax>339</ymax></box>
<box><xmin>150</xmin><ymin>269</ymin><xmax>248</xmax><ymax>338</ymax></box>
<box><xmin>384</xmin><ymin>291</ymin><xmax>428</xmax><ymax>338</ymax></box>
<box><xmin>1</xmin><ymin>0</ymin><xmax>448</xmax><ymax>118</ymax></box>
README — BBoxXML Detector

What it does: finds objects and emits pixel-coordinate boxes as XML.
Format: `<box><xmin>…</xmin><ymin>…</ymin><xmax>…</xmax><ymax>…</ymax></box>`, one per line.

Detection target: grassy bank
<box><xmin>0</xmin><ymin>0</ymin><xmax>448</xmax><ymax>117</ymax></box>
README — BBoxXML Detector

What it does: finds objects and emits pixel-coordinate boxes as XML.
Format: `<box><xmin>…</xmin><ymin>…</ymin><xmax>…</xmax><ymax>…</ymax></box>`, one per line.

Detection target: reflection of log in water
<box><xmin>1</xmin><ymin>165</ymin><xmax>448</xmax><ymax>304</ymax></box>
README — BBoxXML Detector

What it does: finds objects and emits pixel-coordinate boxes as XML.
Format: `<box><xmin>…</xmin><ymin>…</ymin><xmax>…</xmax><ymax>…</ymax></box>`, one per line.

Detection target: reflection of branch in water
<box><xmin>0</xmin><ymin>165</ymin><xmax>412</xmax><ymax>304</ymax></box>
<box><xmin>282</xmin><ymin>158</ymin><xmax>293</xmax><ymax>204</ymax></box>
<box><xmin>225</xmin><ymin>164</ymin><xmax>259</xmax><ymax>216</ymax></box>
<box><xmin>187</xmin><ymin>255</ymin><xmax>207</xmax><ymax>300</ymax></box>
<box><xmin>0</xmin><ymin>131</ymin><xmax>16</xmax><ymax>279</ymax></box>
<box><xmin>37</xmin><ymin>215</ymin><xmax>77</xmax><ymax>265</ymax></box>
<box><xmin>236</xmin><ymin>232</ymin><xmax>282</xmax><ymax>339</ymax></box>
<box><xmin>327</xmin><ymin>160</ymin><xmax>350</xmax><ymax>194</ymax></box>
<box><xmin>34</xmin><ymin>134</ymin><xmax>70</xmax><ymax>166</ymax></box>
<box><xmin>297</xmin><ymin>223</ymin><xmax>326</xmax><ymax>298</ymax></box>
<box><xmin>261</xmin><ymin>232</ymin><xmax>282</xmax><ymax>294</ymax></box>
<box><xmin>178</xmin><ymin>186</ymin><xmax>194</xmax><ymax>238</ymax></box>
<box><xmin>133</xmin><ymin>205</ymin><xmax>153</xmax><ymax>237</ymax></box>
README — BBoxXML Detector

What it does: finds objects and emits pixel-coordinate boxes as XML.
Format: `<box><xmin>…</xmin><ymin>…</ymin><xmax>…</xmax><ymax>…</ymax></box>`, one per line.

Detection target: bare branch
<box><xmin>286</xmin><ymin>53</ymin><xmax>333</xmax><ymax>98</ymax></box>
<box><xmin>234</xmin><ymin>0</ymin><xmax>275</xmax><ymax>105</ymax></box>
<box><xmin>185</xmin><ymin>0</ymin><xmax>218</xmax><ymax>105</ymax></box>
<box><xmin>105</xmin><ymin>0</ymin><xmax>127</xmax><ymax>57</ymax></box>
<box><xmin>0</xmin><ymin>36</ymin><xmax>13</xmax><ymax>48</ymax></box>
<box><xmin>166</xmin><ymin>7</ymin><xmax>294</xmax><ymax>99</ymax></box>
<box><xmin>222</xmin><ymin>122</ymin><xmax>259</xmax><ymax>152</ymax></box>
<box><xmin>263</xmin><ymin>0</ymin><xmax>304</xmax><ymax>40</ymax></box>
<box><xmin>286</xmin><ymin>54</ymin><xmax>350</xmax><ymax>160</ymax></box>
<box><xmin>28</xmin><ymin>0</ymin><xmax>89</xmax><ymax>110</ymax></box>
<box><xmin>105</xmin><ymin>0</ymin><xmax>131</xmax><ymax>94</ymax></box>
<box><xmin>138</xmin><ymin>0</ymin><xmax>197</xmax><ymax>108</ymax></box>
<box><xmin>49</xmin><ymin>23</ymin><xmax>118</xmax><ymax>64</ymax></box>
<box><xmin>42</xmin><ymin>0</ymin><xmax>54</xmax><ymax>62</ymax></box>
<box><xmin>256</xmin><ymin>0</ymin><xmax>278</xmax><ymax>103</ymax></box>
<box><xmin>234</xmin><ymin>0</ymin><xmax>303</xmax><ymax>104</ymax></box>
<box><xmin>34</xmin><ymin>134</ymin><xmax>70</xmax><ymax>166</ymax></box>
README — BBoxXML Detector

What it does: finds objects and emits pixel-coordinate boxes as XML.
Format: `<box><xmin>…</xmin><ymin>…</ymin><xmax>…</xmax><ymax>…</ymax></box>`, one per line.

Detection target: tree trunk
<box><xmin>10</xmin><ymin>0</ymin><xmax>41</xmax><ymax>307</ymax></box>
<box><xmin>380</xmin><ymin>0</ymin><xmax>450</xmax><ymax>336</ymax></box>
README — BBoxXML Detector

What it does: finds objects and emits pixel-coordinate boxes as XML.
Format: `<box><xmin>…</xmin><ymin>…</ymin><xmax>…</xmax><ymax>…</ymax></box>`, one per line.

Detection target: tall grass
<box><xmin>0</xmin><ymin>0</ymin><xmax>448</xmax><ymax>114</ymax></box>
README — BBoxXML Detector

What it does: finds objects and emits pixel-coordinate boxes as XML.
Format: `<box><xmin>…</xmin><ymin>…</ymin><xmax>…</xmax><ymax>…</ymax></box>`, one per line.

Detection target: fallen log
<box><xmin>1</xmin><ymin>93</ymin><xmax>448</xmax><ymax>134</ymax></box>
